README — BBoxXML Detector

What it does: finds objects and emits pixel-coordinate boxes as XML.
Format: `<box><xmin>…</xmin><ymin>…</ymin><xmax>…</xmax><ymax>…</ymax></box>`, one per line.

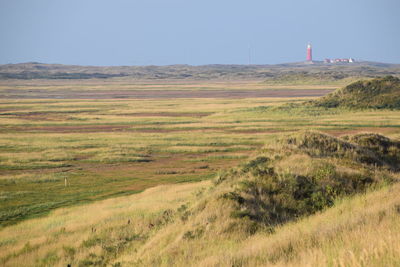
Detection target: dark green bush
<box><xmin>223</xmin><ymin>132</ymin><xmax>398</xmax><ymax>228</ymax></box>
<box><xmin>285</xmin><ymin>132</ymin><xmax>400</xmax><ymax>170</ymax></box>
<box><xmin>225</xmin><ymin>158</ymin><xmax>376</xmax><ymax>227</ymax></box>
<box><xmin>346</xmin><ymin>133</ymin><xmax>400</xmax><ymax>170</ymax></box>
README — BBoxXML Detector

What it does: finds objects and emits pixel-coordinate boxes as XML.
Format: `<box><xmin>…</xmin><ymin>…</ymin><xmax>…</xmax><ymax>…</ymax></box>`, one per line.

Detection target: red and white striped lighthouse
<box><xmin>306</xmin><ymin>43</ymin><xmax>312</xmax><ymax>61</ymax></box>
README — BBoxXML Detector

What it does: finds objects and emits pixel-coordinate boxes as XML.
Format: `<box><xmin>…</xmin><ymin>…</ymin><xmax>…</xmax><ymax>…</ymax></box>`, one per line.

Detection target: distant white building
<box><xmin>324</xmin><ymin>58</ymin><xmax>355</xmax><ymax>64</ymax></box>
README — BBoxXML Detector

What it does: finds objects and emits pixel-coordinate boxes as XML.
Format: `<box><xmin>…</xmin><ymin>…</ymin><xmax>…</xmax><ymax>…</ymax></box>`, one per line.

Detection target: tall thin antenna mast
<box><xmin>248</xmin><ymin>44</ymin><xmax>251</xmax><ymax>65</ymax></box>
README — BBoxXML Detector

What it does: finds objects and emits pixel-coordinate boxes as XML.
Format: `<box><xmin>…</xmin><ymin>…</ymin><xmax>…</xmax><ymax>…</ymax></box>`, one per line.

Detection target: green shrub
<box><xmin>284</xmin><ymin>132</ymin><xmax>399</xmax><ymax>171</ymax></box>
<box><xmin>346</xmin><ymin>133</ymin><xmax>400</xmax><ymax>170</ymax></box>
<box><xmin>222</xmin><ymin>132</ymin><xmax>398</xmax><ymax>228</ymax></box>
<box><xmin>226</xmin><ymin>159</ymin><xmax>376</xmax><ymax>226</ymax></box>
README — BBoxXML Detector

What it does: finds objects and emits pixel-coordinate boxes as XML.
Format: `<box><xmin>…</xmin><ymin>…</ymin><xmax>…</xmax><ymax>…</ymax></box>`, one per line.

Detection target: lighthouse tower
<box><xmin>306</xmin><ymin>43</ymin><xmax>312</xmax><ymax>62</ymax></box>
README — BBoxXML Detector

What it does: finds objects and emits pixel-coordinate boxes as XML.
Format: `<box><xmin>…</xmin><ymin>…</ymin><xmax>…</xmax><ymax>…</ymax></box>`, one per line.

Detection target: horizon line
<box><xmin>1</xmin><ymin>60</ymin><xmax>399</xmax><ymax>67</ymax></box>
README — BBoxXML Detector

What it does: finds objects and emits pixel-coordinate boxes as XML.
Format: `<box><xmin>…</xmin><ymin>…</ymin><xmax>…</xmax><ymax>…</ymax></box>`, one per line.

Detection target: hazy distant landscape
<box><xmin>1</xmin><ymin>61</ymin><xmax>400</xmax><ymax>81</ymax></box>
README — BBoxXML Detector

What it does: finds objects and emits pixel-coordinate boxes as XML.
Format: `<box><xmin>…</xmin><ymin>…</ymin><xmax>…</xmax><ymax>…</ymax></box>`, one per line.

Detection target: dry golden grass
<box><xmin>115</xmin><ymin>183</ymin><xmax>400</xmax><ymax>267</ymax></box>
<box><xmin>231</xmin><ymin>183</ymin><xmax>400</xmax><ymax>267</ymax></box>
<box><xmin>0</xmin><ymin>181</ymin><xmax>210</xmax><ymax>266</ymax></box>
<box><xmin>111</xmin><ymin>132</ymin><xmax>400</xmax><ymax>267</ymax></box>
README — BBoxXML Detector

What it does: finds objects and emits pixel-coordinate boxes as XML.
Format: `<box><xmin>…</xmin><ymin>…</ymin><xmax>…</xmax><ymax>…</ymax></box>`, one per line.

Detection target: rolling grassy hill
<box><xmin>118</xmin><ymin>132</ymin><xmax>399</xmax><ymax>266</ymax></box>
<box><xmin>313</xmin><ymin>76</ymin><xmax>400</xmax><ymax>109</ymax></box>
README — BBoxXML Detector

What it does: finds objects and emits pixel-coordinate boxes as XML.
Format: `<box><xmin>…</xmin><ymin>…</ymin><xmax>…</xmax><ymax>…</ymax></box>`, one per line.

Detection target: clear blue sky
<box><xmin>0</xmin><ymin>0</ymin><xmax>399</xmax><ymax>65</ymax></box>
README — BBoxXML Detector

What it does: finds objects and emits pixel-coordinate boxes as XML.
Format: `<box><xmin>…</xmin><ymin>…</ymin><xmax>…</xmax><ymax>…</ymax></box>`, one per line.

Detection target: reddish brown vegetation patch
<box><xmin>324</xmin><ymin>127</ymin><xmax>397</xmax><ymax>137</ymax></box>
<box><xmin>1</xmin><ymin>89</ymin><xmax>333</xmax><ymax>99</ymax></box>
<box><xmin>3</xmin><ymin>125</ymin><xmax>233</xmax><ymax>133</ymax></box>
<box><xmin>229</xmin><ymin>129</ymin><xmax>293</xmax><ymax>134</ymax></box>
<box><xmin>117</xmin><ymin>112</ymin><xmax>213</xmax><ymax>118</ymax></box>
<box><xmin>10</xmin><ymin>112</ymin><xmax>66</xmax><ymax>121</ymax></box>
<box><xmin>6</xmin><ymin>124</ymin><xmax>133</xmax><ymax>133</ymax></box>
<box><xmin>128</xmin><ymin>127</ymin><xmax>229</xmax><ymax>133</ymax></box>
<box><xmin>128</xmin><ymin>128</ymin><xmax>177</xmax><ymax>133</ymax></box>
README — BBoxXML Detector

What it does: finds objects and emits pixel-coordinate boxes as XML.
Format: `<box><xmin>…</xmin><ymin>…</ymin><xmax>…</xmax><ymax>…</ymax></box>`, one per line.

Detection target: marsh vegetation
<box><xmin>0</xmin><ymin>76</ymin><xmax>399</xmax><ymax>266</ymax></box>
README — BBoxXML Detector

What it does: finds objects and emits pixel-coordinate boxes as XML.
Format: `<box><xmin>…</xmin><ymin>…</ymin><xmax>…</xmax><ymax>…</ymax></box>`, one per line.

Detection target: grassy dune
<box><xmin>118</xmin><ymin>183</ymin><xmax>400</xmax><ymax>267</ymax></box>
<box><xmin>114</xmin><ymin>132</ymin><xmax>400</xmax><ymax>266</ymax></box>
<box><xmin>313</xmin><ymin>76</ymin><xmax>400</xmax><ymax>109</ymax></box>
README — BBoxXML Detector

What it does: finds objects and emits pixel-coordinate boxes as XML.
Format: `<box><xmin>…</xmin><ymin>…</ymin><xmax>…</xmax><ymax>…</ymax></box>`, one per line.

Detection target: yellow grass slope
<box><xmin>114</xmin><ymin>185</ymin><xmax>400</xmax><ymax>267</ymax></box>
<box><xmin>0</xmin><ymin>181</ymin><xmax>210</xmax><ymax>266</ymax></box>
<box><xmin>0</xmin><ymin>178</ymin><xmax>399</xmax><ymax>266</ymax></box>
<box><xmin>115</xmin><ymin>132</ymin><xmax>400</xmax><ymax>267</ymax></box>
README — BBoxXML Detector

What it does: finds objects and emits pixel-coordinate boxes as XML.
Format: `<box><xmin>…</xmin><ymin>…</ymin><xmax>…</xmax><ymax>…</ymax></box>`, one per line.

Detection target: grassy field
<box><xmin>0</xmin><ymin>78</ymin><xmax>339</xmax><ymax>90</ymax></box>
<box><xmin>0</xmin><ymin>79</ymin><xmax>400</xmax><ymax>266</ymax></box>
<box><xmin>1</xmin><ymin>81</ymin><xmax>400</xmax><ymax>227</ymax></box>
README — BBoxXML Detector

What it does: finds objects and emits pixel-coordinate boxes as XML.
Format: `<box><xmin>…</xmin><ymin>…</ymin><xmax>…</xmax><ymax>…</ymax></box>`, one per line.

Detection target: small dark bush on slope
<box><xmin>225</xmin><ymin>161</ymin><xmax>374</xmax><ymax>227</ymax></box>
<box><xmin>221</xmin><ymin>132</ymin><xmax>397</xmax><ymax>228</ymax></box>
<box><xmin>285</xmin><ymin>132</ymin><xmax>399</xmax><ymax>171</ymax></box>
<box><xmin>344</xmin><ymin>133</ymin><xmax>400</xmax><ymax>170</ymax></box>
